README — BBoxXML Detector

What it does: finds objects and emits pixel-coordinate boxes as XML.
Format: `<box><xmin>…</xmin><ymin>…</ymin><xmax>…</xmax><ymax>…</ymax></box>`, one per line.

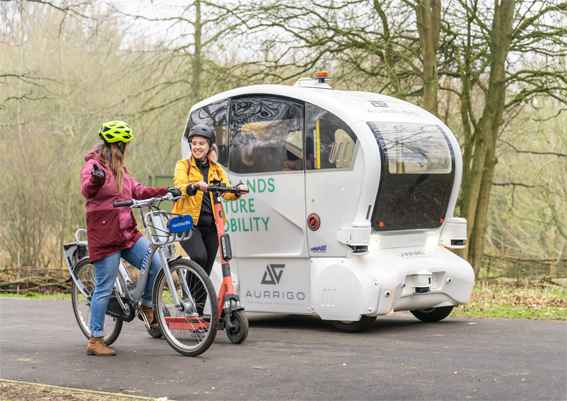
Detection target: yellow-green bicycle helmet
<box><xmin>98</xmin><ymin>120</ymin><xmax>134</xmax><ymax>144</ymax></box>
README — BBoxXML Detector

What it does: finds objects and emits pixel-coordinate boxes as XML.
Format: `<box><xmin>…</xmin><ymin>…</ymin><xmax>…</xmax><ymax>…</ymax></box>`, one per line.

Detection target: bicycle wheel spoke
<box><xmin>71</xmin><ymin>259</ymin><xmax>123</xmax><ymax>345</ymax></box>
<box><xmin>155</xmin><ymin>259</ymin><xmax>217</xmax><ymax>356</ymax></box>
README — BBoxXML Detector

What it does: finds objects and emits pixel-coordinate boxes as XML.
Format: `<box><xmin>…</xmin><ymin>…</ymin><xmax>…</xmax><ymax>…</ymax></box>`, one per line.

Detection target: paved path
<box><xmin>0</xmin><ymin>298</ymin><xmax>566</xmax><ymax>401</ymax></box>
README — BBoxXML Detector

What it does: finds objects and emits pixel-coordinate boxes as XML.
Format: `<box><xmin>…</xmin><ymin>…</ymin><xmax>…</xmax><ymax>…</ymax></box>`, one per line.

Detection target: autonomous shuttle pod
<box><xmin>181</xmin><ymin>74</ymin><xmax>474</xmax><ymax>330</ymax></box>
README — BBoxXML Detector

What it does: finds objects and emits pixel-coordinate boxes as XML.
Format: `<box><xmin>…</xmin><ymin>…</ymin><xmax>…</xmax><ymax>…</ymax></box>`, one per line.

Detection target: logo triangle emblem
<box><xmin>261</xmin><ymin>264</ymin><xmax>285</xmax><ymax>285</ymax></box>
<box><xmin>261</xmin><ymin>266</ymin><xmax>277</xmax><ymax>285</ymax></box>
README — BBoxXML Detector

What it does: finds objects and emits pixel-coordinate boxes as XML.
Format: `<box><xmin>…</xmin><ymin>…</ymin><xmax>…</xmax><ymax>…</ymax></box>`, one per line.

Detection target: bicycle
<box><xmin>63</xmin><ymin>193</ymin><xmax>219</xmax><ymax>357</ymax></box>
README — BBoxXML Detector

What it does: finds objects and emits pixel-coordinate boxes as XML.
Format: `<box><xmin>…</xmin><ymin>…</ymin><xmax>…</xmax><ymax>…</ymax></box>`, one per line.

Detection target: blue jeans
<box><xmin>89</xmin><ymin>236</ymin><xmax>163</xmax><ymax>338</ymax></box>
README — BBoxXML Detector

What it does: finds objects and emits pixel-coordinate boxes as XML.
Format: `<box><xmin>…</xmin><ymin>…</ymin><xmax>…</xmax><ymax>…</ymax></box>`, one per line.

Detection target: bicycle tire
<box><xmin>71</xmin><ymin>258</ymin><xmax>123</xmax><ymax>345</ymax></box>
<box><xmin>153</xmin><ymin>258</ymin><xmax>218</xmax><ymax>356</ymax></box>
<box><xmin>146</xmin><ymin>325</ymin><xmax>163</xmax><ymax>338</ymax></box>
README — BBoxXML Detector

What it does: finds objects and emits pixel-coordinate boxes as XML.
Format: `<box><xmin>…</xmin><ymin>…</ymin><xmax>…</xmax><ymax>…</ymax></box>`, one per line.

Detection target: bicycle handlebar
<box><xmin>113</xmin><ymin>199</ymin><xmax>134</xmax><ymax>208</ymax></box>
<box><xmin>112</xmin><ymin>193</ymin><xmax>180</xmax><ymax>209</ymax></box>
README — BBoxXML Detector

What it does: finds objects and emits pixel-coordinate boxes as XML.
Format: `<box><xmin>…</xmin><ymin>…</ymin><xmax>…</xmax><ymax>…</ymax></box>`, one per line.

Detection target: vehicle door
<box><xmin>224</xmin><ymin>95</ymin><xmax>309</xmax><ymax>312</ymax></box>
<box><xmin>304</xmin><ymin>103</ymin><xmax>360</xmax><ymax>257</ymax></box>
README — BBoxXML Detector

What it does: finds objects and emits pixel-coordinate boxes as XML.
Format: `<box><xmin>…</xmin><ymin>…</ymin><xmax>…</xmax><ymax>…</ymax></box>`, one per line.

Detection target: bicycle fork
<box><xmin>154</xmin><ymin>248</ymin><xmax>198</xmax><ymax>315</ymax></box>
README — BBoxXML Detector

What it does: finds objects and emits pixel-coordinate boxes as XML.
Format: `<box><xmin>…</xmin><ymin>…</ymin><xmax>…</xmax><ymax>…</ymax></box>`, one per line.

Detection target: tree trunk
<box><xmin>415</xmin><ymin>0</ymin><xmax>441</xmax><ymax>116</ymax></box>
<box><xmin>464</xmin><ymin>0</ymin><xmax>515</xmax><ymax>273</ymax></box>
<box><xmin>191</xmin><ymin>0</ymin><xmax>202</xmax><ymax>103</ymax></box>
<box><xmin>373</xmin><ymin>0</ymin><xmax>402</xmax><ymax>97</ymax></box>
<box><xmin>469</xmin><ymin>133</ymin><xmax>498</xmax><ymax>272</ymax></box>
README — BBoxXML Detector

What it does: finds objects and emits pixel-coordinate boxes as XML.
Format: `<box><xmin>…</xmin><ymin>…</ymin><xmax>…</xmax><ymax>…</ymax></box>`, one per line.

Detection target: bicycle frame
<box><xmin>65</xmin><ymin>195</ymin><xmax>198</xmax><ymax>317</ymax></box>
<box><xmin>121</xmin><ymin>199</ymin><xmax>196</xmax><ymax>313</ymax></box>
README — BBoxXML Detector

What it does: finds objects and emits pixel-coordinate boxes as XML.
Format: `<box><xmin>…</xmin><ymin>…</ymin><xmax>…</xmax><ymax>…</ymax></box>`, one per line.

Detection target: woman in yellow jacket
<box><xmin>172</xmin><ymin>124</ymin><xmax>246</xmax><ymax>275</ymax></box>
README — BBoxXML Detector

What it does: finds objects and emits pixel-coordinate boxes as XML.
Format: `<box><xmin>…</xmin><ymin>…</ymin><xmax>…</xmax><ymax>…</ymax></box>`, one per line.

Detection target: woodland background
<box><xmin>0</xmin><ymin>0</ymin><xmax>566</xmax><ymax>291</ymax></box>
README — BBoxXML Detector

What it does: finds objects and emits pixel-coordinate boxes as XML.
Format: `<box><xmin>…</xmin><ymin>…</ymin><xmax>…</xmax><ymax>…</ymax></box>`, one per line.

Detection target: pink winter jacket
<box><xmin>80</xmin><ymin>149</ymin><xmax>167</xmax><ymax>262</ymax></box>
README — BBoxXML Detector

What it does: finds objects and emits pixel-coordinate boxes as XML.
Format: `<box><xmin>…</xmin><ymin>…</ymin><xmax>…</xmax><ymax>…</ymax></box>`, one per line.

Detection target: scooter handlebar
<box><xmin>206</xmin><ymin>183</ymin><xmax>249</xmax><ymax>195</ymax></box>
<box><xmin>186</xmin><ymin>182</ymin><xmax>249</xmax><ymax>196</ymax></box>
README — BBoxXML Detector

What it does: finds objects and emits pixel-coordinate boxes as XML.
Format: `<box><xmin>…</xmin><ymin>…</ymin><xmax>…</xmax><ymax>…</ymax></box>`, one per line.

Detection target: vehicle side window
<box><xmin>306</xmin><ymin>104</ymin><xmax>357</xmax><ymax>170</ymax></box>
<box><xmin>187</xmin><ymin>101</ymin><xmax>229</xmax><ymax>166</ymax></box>
<box><xmin>229</xmin><ymin>96</ymin><xmax>304</xmax><ymax>174</ymax></box>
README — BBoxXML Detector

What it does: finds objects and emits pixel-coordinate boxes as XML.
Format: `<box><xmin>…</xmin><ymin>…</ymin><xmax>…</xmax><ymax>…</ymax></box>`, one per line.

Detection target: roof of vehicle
<box><xmin>191</xmin><ymin>84</ymin><xmax>440</xmax><ymax>126</ymax></box>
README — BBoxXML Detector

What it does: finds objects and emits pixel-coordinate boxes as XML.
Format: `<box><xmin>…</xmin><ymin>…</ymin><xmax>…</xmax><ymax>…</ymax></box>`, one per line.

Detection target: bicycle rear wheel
<box><xmin>153</xmin><ymin>258</ymin><xmax>218</xmax><ymax>356</ymax></box>
<box><xmin>71</xmin><ymin>258</ymin><xmax>123</xmax><ymax>345</ymax></box>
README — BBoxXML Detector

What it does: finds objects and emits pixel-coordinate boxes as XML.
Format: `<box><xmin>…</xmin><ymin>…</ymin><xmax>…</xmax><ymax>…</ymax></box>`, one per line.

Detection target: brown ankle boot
<box><xmin>140</xmin><ymin>305</ymin><xmax>159</xmax><ymax>329</ymax></box>
<box><xmin>87</xmin><ymin>337</ymin><xmax>116</xmax><ymax>356</ymax></box>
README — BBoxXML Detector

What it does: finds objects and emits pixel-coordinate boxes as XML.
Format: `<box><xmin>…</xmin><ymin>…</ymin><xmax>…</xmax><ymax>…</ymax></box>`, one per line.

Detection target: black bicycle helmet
<box><xmin>187</xmin><ymin>124</ymin><xmax>215</xmax><ymax>144</ymax></box>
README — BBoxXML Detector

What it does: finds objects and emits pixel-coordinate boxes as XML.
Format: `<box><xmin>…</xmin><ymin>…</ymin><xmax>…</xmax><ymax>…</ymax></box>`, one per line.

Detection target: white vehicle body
<box><xmin>181</xmin><ymin>78</ymin><xmax>474</xmax><ymax>323</ymax></box>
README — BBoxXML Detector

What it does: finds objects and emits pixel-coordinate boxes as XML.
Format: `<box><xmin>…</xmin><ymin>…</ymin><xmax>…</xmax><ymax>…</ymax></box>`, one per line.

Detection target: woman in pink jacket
<box><xmin>80</xmin><ymin>121</ymin><xmax>178</xmax><ymax>356</ymax></box>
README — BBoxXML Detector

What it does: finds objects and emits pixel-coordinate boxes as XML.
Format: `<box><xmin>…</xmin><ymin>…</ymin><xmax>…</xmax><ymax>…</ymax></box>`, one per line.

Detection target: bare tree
<box><xmin>443</xmin><ymin>0</ymin><xmax>567</xmax><ymax>272</ymax></box>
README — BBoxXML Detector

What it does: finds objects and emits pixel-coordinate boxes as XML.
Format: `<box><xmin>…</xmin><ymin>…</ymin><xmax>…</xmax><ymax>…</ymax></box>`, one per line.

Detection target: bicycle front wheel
<box><xmin>153</xmin><ymin>258</ymin><xmax>218</xmax><ymax>357</ymax></box>
<box><xmin>71</xmin><ymin>258</ymin><xmax>123</xmax><ymax>345</ymax></box>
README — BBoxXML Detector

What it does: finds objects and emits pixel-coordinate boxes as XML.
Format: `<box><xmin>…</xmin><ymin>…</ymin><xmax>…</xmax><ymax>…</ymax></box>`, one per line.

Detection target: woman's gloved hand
<box><xmin>90</xmin><ymin>163</ymin><xmax>105</xmax><ymax>186</ymax></box>
<box><xmin>235</xmin><ymin>183</ymin><xmax>249</xmax><ymax>195</ymax></box>
<box><xmin>186</xmin><ymin>184</ymin><xmax>197</xmax><ymax>196</ymax></box>
<box><xmin>186</xmin><ymin>181</ymin><xmax>207</xmax><ymax>196</ymax></box>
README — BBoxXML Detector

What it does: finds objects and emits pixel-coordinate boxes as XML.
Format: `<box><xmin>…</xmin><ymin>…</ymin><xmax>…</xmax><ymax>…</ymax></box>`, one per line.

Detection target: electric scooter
<box><xmin>200</xmin><ymin>181</ymin><xmax>250</xmax><ymax>344</ymax></box>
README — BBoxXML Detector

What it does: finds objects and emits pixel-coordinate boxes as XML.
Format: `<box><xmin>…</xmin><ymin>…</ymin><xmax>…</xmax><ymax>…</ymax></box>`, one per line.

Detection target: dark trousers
<box><xmin>180</xmin><ymin>224</ymin><xmax>218</xmax><ymax>275</ymax></box>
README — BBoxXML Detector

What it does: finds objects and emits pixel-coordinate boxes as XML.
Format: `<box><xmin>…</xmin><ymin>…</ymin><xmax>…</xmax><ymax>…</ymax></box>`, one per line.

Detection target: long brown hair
<box><xmin>97</xmin><ymin>143</ymin><xmax>126</xmax><ymax>193</ymax></box>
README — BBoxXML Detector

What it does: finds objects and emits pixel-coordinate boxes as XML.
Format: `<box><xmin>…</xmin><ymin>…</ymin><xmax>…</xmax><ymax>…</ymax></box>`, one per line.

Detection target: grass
<box><xmin>453</xmin><ymin>282</ymin><xmax>567</xmax><ymax>320</ymax></box>
<box><xmin>2</xmin><ymin>282</ymin><xmax>566</xmax><ymax>320</ymax></box>
<box><xmin>0</xmin><ymin>380</ymin><xmax>161</xmax><ymax>401</ymax></box>
<box><xmin>0</xmin><ymin>291</ymin><xmax>70</xmax><ymax>300</ymax></box>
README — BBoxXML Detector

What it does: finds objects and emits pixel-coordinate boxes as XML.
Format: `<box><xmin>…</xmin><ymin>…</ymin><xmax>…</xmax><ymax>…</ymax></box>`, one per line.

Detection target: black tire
<box><xmin>146</xmin><ymin>325</ymin><xmax>162</xmax><ymax>338</ymax></box>
<box><xmin>225</xmin><ymin>310</ymin><xmax>249</xmax><ymax>344</ymax></box>
<box><xmin>153</xmin><ymin>258</ymin><xmax>218</xmax><ymax>356</ymax></box>
<box><xmin>71</xmin><ymin>258</ymin><xmax>123</xmax><ymax>345</ymax></box>
<box><xmin>411</xmin><ymin>306</ymin><xmax>454</xmax><ymax>322</ymax></box>
<box><xmin>333</xmin><ymin>315</ymin><xmax>376</xmax><ymax>332</ymax></box>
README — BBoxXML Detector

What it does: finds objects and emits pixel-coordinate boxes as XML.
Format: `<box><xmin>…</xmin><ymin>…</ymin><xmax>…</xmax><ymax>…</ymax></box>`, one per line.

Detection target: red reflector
<box><xmin>307</xmin><ymin>213</ymin><xmax>321</xmax><ymax>231</ymax></box>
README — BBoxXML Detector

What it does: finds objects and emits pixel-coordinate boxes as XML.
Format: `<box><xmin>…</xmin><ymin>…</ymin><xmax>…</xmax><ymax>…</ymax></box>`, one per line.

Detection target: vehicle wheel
<box><xmin>411</xmin><ymin>306</ymin><xmax>454</xmax><ymax>322</ymax></box>
<box><xmin>71</xmin><ymin>258</ymin><xmax>123</xmax><ymax>345</ymax></box>
<box><xmin>154</xmin><ymin>258</ymin><xmax>218</xmax><ymax>356</ymax></box>
<box><xmin>146</xmin><ymin>325</ymin><xmax>162</xmax><ymax>338</ymax></box>
<box><xmin>225</xmin><ymin>310</ymin><xmax>249</xmax><ymax>344</ymax></box>
<box><xmin>333</xmin><ymin>315</ymin><xmax>376</xmax><ymax>332</ymax></box>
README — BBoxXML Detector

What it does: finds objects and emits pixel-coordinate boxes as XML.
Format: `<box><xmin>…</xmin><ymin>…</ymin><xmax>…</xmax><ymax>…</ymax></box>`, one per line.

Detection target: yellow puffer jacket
<box><xmin>171</xmin><ymin>157</ymin><xmax>238</xmax><ymax>224</ymax></box>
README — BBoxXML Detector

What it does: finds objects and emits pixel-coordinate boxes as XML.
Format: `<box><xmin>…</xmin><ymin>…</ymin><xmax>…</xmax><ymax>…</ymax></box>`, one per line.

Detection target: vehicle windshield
<box><xmin>368</xmin><ymin>122</ymin><xmax>455</xmax><ymax>231</ymax></box>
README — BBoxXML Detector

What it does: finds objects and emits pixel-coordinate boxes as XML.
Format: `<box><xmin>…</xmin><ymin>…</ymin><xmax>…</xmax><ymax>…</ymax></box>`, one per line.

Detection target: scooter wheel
<box><xmin>225</xmin><ymin>310</ymin><xmax>249</xmax><ymax>344</ymax></box>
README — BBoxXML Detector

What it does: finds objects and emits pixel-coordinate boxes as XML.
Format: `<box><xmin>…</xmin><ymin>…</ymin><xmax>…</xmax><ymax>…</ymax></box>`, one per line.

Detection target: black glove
<box><xmin>186</xmin><ymin>184</ymin><xmax>197</xmax><ymax>196</ymax></box>
<box><xmin>167</xmin><ymin>187</ymin><xmax>182</xmax><ymax>198</ymax></box>
<box><xmin>90</xmin><ymin>163</ymin><xmax>105</xmax><ymax>186</ymax></box>
<box><xmin>234</xmin><ymin>181</ymin><xmax>249</xmax><ymax>196</ymax></box>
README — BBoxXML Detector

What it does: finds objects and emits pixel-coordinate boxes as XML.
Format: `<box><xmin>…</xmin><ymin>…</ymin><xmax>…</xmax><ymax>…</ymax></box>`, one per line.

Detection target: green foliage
<box><xmin>454</xmin><ymin>282</ymin><xmax>567</xmax><ymax>320</ymax></box>
<box><xmin>0</xmin><ymin>292</ymin><xmax>70</xmax><ymax>300</ymax></box>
